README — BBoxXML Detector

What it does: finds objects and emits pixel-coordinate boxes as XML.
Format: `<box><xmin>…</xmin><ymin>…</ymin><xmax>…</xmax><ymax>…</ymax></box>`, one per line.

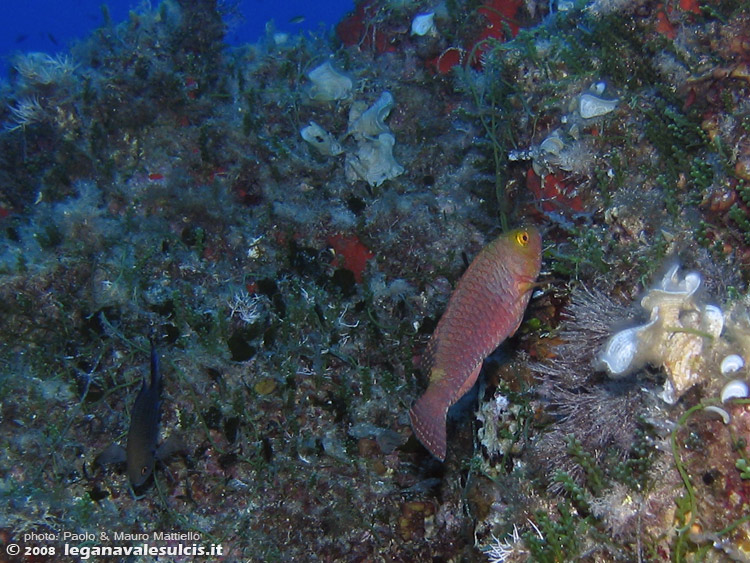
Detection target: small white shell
<box><xmin>540</xmin><ymin>133</ymin><xmax>565</xmax><ymax>156</ymax></box>
<box><xmin>641</xmin><ymin>267</ymin><xmax>702</xmax><ymax>311</ymax></box>
<box><xmin>659</xmin><ymin>379</ymin><xmax>677</xmax><ymax>405</ymax></box>
<box><xmin>411</xmin><ymin>12</ymin><xmax>436</xmax><ymax>36</ymax></box>
<box><xmin>599</xmin><ymin>313</ymin><xmax>659</xmax><ymax>377</ymax></box>
<box><xmin>682</xmin><ymin>272</ymin><xmax>702</xmax><ymax>296</ymax></box>
<box><xmin>701</xmin><ymin>304</ymin><xmax>724</xmax><ymax>339</ymax></box>
<box><xmin>704</xmin><ymin>405</ymin><xmax>731</xmax><ymax>424</ymax></box>
<box><xmin>592</xmin><ymin>81</ymin><xmax>607</xmax><ymax>95</ymax></box>
<box><xmin>721</xmin><ymin>354</ymin><xmax>745</xmax><ymax>375</ymax></box>
<box><xmin>659</xmin><ymin>265</ymin><xmax>702</xmax><ymax>295</ymax></box>
<box><xmin>658</xmin><ymin>264</ymin><xmax>681</xmax><ymax>289</ymax></box>
<box><xmin>721</xmin><ymin>379</ymin><xmax>749</xmax><ymax>403</ymax></box>
<box><xmin>598</xmin><ymin>325</ymin><xmax>642</xmax><ymax>376</ymax></box>
<box><xmin>578</xmin><ymin>93</ymin><xmax>618</xmax><ymax>119</ymax></box>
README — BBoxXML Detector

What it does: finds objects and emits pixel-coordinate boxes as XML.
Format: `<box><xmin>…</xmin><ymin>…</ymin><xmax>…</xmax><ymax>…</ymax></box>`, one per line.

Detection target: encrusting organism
<box><xmin>344</xmin><ymin>91</ymin><xmax>404</xmax><ymax>186</ymax></box>
<box><xmin>300</xmin><ymin>121</ymin><xmax>344</xmax><ymax>156</ymax></box>
<box><xmin>596</xmin><ymin>263</ymin><xmax>725</xmax><ymax>403</ymax></box>
<box><xmin>306</xmin><ymin>61</ymin><xmax>353</xmax><ymax>102</ymax></box>
<box><xmin>409</xmin><ymin>227</ymin><xmax>542</xmax><ymax>461</ymax></box>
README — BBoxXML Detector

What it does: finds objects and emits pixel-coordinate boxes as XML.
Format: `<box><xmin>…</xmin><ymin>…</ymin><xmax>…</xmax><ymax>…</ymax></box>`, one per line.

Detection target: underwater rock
<box><xmin>642</xmin><ymin>267</ymin><xmax>712</xmax><ymax>403</ymax></box>
<box><xmin>658</xmin><ymin>320</ymin><xmax>707</xmax><ymax>404</ymax></box>
<box><xmin>347</xmin><ymin>91</ymin><xmax>395</xmax><ymax>140</ymax></box>
<box><xmin>300</xmin><ymin>121</ymin><xmax>343</xmax><ymax>156</ymax></box>
<box><xmin>307</xmin><ymin>61</ymin><xmax>353</xmax><ymax>102</ymax></box>
<box><xmin>476</xmin><ymin>391</ymin><xmax>523</xmax><ymax>459</ymax></box>
<box><xmin>535</xmin><ymin>130</ymin><xmax>567</xmax><ymax>176</ymax></box>
<box><xmin>345</xmin><ymin>133</ymin><xmax>404</xmax><ymax>187</ymax></box>
<box><xmin>735</xmin><ymin>153</ymin><xmax>750</xmax><ymax>181</ymax></box>
<box><xmin>509</xmin><ymin>127</ymin><xmax>596</xmax><ymax>178</ymax></box>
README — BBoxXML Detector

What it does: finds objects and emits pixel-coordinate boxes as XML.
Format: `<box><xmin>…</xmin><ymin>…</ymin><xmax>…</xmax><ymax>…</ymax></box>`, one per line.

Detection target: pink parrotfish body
<box><xmin>409</xmin><ymin>227</ymin><xmax>542</xmax><ymax>461</ymax></box>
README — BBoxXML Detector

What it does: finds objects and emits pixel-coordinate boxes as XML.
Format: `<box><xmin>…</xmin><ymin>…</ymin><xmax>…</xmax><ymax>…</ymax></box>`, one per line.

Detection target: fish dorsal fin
<box><xmin>155</xmin><ymin>435</ymin><xmax>188</xmax><ymax>461</ymax></box>
<box><xmin>95</xmin><ymin>443</ymin><xmax>126</xmax><ymax>467</ymax></box>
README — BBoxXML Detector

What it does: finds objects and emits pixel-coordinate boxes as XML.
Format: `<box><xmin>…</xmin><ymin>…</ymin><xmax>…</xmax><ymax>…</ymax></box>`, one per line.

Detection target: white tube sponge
<box><xmin>300</xmin><ymin>122</ymin><xmax>343</xmax><ymax>156</ymax></box>
<box><xmin>345</xmin><ymin>133</ymin><xmax>404</xmax><ymax>187</ymax></box>
<box><xmin>597</xmin><ymin>264</ymin><xmax>722</xmax><ymax>404</ymax></box>
<box><xmin>307</xmin><ymin>61</ymin><xmax>353</xmax><ymax>102</ymax></box>
<box><xmin>597</xmin><ymin>312</ymin><xmax>659</xmax><ymax>377</ymax></box>
<box><xmin>411</xmin><ymin>12</ymin><xmax>436</xmax><ymax>36</ymax></box>
<box><xmin>347</xmin><ymin>92</ymin><xmax>395</xmax><ymax>140</ymax></box>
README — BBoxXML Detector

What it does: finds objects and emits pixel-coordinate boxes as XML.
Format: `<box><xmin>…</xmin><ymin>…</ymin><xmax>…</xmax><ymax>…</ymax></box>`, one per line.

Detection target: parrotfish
<box><xmin>409</xmin><ymin>227</ymin><xmax>542</xmax><ymax>461</ymax></box>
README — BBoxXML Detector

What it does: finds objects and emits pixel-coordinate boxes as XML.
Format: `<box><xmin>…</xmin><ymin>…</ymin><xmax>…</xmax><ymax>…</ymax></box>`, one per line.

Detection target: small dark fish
<box><xmin>94</xmin><ymin>339</ymin><xmax>185</xmax><ymax>490</ymax></box>
<box><xmin>126</xmin><ymin>339</ymin><xmax>163</xmax><ymax>487</ymax></box>
<box><xmin>47</xmin><ymin>33</ymin><xmax>58</xmax><ymax>45</ymax></box>
<box><xmin>15</xmin><ymin>34</ymin><xmax>29</xmax><ymax>44</ymax></box>
<box><xmin>289</xmin><ymin>15</ymin><xmax>305</xmax><ymax>24</ymax></box>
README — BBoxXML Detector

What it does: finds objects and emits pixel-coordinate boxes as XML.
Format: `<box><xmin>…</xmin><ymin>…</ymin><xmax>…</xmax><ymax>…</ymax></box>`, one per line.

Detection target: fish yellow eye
<box><xmin>515</xmin><ymin>230</ymin><xmax>530</xmax><ymax>246</ymax></box>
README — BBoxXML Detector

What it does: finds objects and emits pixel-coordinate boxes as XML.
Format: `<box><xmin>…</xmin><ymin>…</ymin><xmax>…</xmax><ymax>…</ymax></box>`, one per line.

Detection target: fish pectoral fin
<box><xmin>155</xmin><ymin>434</ymin><xmax>188</xmax><ymax>462</ymax></box>
<box><xmin>517</xmin><ymin>276</ymin><xmax>544</xmax><ymax>295</ymax></box>
<box><xmin>95</xmin><ymin>443</ymin><xmax>126</xmax><ymax>467</ymax></box>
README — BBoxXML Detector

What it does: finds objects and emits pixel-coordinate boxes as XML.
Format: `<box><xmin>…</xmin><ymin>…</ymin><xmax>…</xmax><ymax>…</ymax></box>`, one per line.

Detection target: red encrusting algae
<box><xmin>428</xmin><ymin>0</ymin><xmax>523</xmax><ymax>74</ymax></box>
<box><xmin>526</xmin><ymin>169</ymin><xmax>584</xmax><ymax>214</ymax></box>
<box><xmin>327</xmin><ymin>233</ymin><xmax>375</xmax><ymax>284</ymax></box>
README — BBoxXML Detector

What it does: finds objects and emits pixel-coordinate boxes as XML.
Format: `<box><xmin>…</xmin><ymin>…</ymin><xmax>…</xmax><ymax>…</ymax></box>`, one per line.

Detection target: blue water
<box><xmin>0</xmin><ymin>0</ymin><xmax>354</xmax><ymax>78</ymax></box>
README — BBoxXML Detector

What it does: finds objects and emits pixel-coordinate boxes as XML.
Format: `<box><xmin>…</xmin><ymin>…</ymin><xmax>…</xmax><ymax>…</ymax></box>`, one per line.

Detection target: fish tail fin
<box><xmin>409</xmin><ymin>389</ymin><xmax>448</xmax><ymax>461</ymax></box>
